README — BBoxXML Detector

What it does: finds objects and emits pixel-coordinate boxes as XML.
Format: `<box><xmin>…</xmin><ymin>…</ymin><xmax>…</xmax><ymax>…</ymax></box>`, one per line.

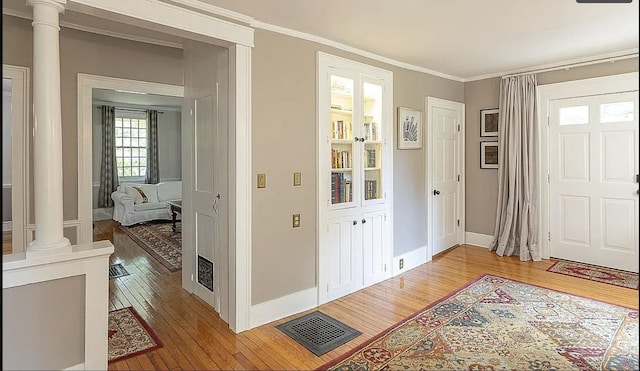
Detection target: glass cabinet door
<box><xmin>362</xmin><ymin>81</ymin><xmax>383</xmax><ymax>201</ymax></box>
<box><xmin>329</xmin><ymin>75</ymin><xmax>354</xmax><ymax>205</ymax></box>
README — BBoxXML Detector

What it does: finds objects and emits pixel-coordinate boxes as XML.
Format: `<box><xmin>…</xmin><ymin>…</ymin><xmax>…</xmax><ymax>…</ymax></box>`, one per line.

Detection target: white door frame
<box><xmin>2</xmin><ymin>64</ymin><xmax>29</xmax><ymax>253</ymax></box>
<box><xmin>425</xmin><ymin>97</ymin><xmax>465</xmax><ymax>261</ymax></box>
<box><xmin>71</xmin><ymin>0</ymin><xmax>253</xmax><ymax>332</ymax></box>
<box><xmin>537</xmin><ymin>72</ymin><xmax>639</xmax><ymax>260</ymax></box>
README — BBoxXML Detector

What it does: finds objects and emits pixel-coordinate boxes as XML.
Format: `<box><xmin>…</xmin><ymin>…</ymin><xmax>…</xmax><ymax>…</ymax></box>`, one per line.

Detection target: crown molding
<box><xmin>3</xmin><ymin>8</ymin><xmax>184</xmax><ymax>49</ymax></box>
<box><xmin>464</xmin><ymin>48</ymin><xmax>639</xmax><ymax>82</ymax></box>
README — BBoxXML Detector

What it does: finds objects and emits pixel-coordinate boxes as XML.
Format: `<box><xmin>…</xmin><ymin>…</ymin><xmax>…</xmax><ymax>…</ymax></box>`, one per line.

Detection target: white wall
<box><xmin>91</xmin><ymin>104</ymin><xmax>182</xmax><ymax>209</ymax></box>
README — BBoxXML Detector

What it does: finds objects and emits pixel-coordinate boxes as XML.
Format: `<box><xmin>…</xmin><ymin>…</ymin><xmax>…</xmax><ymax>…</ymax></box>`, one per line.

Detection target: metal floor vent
<box><xmin>276</xmin><ymin>311</ymin><xmax>361</xmax><ymax>356</ymax></box>
<box><xmin>109</xmin><ymin>264</ymin><xmax>130</xmax><ymax>279</ymax></box>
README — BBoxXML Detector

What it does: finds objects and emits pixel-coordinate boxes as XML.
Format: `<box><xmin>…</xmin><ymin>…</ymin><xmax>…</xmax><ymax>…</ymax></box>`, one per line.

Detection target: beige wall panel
<box><xmin>251</xmin><ymin>29</ymin><xmax>463</xmax><ymax>304</ymax></box>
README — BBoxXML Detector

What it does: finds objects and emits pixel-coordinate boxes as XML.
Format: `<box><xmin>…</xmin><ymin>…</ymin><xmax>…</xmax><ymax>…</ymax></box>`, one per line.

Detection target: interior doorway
<box><xmin>426</xmin><ymin>97</ymin><xmax>465</xmax><ymax>258</ymax></box>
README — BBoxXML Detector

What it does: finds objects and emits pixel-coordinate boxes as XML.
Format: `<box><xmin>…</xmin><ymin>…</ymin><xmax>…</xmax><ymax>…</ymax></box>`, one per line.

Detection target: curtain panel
<box><xmin>145</xmin><ymin>110</ymin><xmax>160</xmax><ymax>184</ymax></box>
<box><xmin>98</xmin><ymin>105</ymin><xmax>118</xmax><ymax>208</ymax></box>
<box><xmin>489</xmin><ymin>74</ymin><xmax>541</xmax><ymax>261</ymax></box>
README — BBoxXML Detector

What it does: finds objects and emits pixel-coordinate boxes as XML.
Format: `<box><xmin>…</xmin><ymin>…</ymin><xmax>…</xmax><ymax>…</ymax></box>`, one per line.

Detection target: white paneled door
<box><xmin>549</xmin><ymin>92</ymin><xmax>639</xmax><ymax>272</ymax></box>
<box><xmin>428</xmin><ymin>98</ymin><xmax>464</xmax><ymax>256</ymax></box>
<box><xmin>184</xmin><ymin>42</ymin><xmax>222</xmax><ymax>311</ymax></box>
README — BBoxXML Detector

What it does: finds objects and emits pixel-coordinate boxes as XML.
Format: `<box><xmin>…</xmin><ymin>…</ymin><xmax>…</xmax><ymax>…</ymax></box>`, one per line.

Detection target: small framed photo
<box><xmin>480</xmin><ymin>141</ymin><xmax>499</xmax><ymax>169</ymax></box>
<box><xmin>480</xmin><ymin>108</ymin><xmax>499</xmax><ymax>137</ymax></box>
<box><xmin>398</xmin><ymin>107</ymin><xmax>422</xmax><ymax>149</ymax></box>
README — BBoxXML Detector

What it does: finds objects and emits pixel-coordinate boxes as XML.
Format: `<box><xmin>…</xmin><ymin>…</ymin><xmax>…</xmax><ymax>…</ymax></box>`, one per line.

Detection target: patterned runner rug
<box><xmin>547</xmin><ymin>260</ymin><xmax>638</xmax><ymax>290</ymax></box>
<box><xmin>120</xmin><ymin>222</ymin><xmax>181</xmax><ymax>272</ymax></box>
<box><xmin>319</xmin><ymin>274</ymin><xmax>638</xmax><ymax>371</ymax></box>
<box><xmin>108</xmin><ymin>307</ymin><xmax>162</xmax><ymax>363</ymax></box>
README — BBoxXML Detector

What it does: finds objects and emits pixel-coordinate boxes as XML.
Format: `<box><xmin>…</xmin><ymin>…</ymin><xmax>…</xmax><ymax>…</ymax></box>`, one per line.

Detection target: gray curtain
<box><xmin>145</xmin><ymin>109</ymin><xmax>160</xmax><ymax>184</ymax></box>
<box><xmin>98</xmin><ymin>106</ymin><xmax>118</xmax><ymax>208</ymax></box>
<box><xmin>489</xmin><ymin>74</ymin><xmax>541</xmax><ymax>261</ymax></box>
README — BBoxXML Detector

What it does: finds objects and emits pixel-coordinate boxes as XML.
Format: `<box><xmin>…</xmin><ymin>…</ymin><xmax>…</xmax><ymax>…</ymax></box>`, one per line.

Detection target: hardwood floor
<box><xmin>2</xmin><ymin>231</ymin><xmax>12</xmax><ymax>255</ymax></box>
<box><xmin>98</xmin><ymin>220</ymin><xmax>638</xmax><ymax>370</ymax></box>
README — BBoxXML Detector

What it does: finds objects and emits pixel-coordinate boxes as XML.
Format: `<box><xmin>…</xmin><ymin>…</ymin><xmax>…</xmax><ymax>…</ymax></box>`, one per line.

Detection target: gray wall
<box><xmin>250</xmin><ymin>29</ymin><xmax>464</xmax><ymax>305</ymax></box>
<box><xmin>2</xmin><ymin>275</ymin><xmax>85</xmax><ymax>370</ymax></box>
<box><xmin>464</xmin><ymin>57</ymin><xmax>639</xmax><ymax>235</ymax></box>
<box><xmin>2</xmin><ymin>14</ymin><xmax>184</xmax><ymax>223</ymax></box>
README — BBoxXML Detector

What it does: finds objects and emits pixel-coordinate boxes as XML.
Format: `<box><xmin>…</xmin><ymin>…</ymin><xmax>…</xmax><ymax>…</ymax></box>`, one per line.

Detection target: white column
<box><xmin>27</xmin><ymin>0</ymin><xmax>71</xmax><ymax>255</ymax></box>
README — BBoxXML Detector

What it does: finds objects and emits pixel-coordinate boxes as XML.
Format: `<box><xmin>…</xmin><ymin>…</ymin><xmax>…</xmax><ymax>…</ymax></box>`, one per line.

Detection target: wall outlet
<box><xmin>399</xmin><ymin>258</ymin><xmax>404</xmax><ymax>270</ymax></box>
<box><xmin>257</xmin><ymin>173</ymin><xmax>266</xmax><ymax>188</ymax></box>
<box><xmin>293</xmin><ymin>172</ymin><xmax>301</xmax><ymax>186</ymax></box>
<box><xmin>292</xmin><ymin>214</ymin><xmax>301</xmax><ymax>228</ymax></box>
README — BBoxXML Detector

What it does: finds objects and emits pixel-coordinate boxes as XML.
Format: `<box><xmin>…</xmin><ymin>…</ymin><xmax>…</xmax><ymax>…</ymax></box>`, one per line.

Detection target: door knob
<box><xmin>353</xmin><ymin>220</ymin><xmax>357</xmax><ymax>225</ymax></box>
<box><xmin>433</xmin><ymin>190</ymin><xmax>440</xmax><ymax>195</ymax></box>
<box><xmin>362</xmin><ymin>219</ymin><xmax>367</xmax><ymax>224</ymax></box>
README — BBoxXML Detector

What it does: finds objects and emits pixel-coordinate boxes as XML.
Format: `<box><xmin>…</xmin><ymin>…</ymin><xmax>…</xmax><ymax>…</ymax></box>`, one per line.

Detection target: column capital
<box><xmin>27</xmin><ymin>0</ymin><xmax>66</xmax><ymax>13</ymax></box>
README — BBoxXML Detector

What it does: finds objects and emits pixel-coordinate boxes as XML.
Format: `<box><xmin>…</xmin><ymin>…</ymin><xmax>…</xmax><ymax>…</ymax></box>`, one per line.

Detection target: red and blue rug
<box><xmin>120</xmin><ymin>222</ymin><xmax>182</xmax><ymax>272</ymax></box>
<box><xmin>108</xmin><ymin>306</ymin><xmax>162</xmax><ymax>363</ymax></box>
<box><xmin>319</xmin><ymin>274</ymin><xmax>638</xmax><ymax>370</ymax></box>
<box><xmin>547</xmin><ymin>260</ymin><xmax>638</xmax><ymax>290</ymax></box>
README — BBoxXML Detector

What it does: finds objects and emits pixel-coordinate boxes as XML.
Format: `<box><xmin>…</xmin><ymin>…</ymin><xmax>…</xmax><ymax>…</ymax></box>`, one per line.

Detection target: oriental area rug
<box><xmin>547</xmin><ymin>259</ymin><xmax>639</xmax><ymax>290</ymax></box>
<box><xmin>319</xmin><ymin>274</ymin><xmax>638</xmax><ymax>371</ymax></box>
<box><xmin>120</xmin><ymin>222</ymin><xmax>182</xmax><ymax>272</ymax></box>
<box><xmin>108</xmin><ymin>306</ymin><xmax>162</xmax><ymax>363</ymax></box>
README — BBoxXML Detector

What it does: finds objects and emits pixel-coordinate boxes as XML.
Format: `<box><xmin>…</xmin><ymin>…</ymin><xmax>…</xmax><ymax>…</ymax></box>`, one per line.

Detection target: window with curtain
<box><xmin>114</xmin><ymin>109</ymin><xmax>148</xmax><ymax>178</ymax></box>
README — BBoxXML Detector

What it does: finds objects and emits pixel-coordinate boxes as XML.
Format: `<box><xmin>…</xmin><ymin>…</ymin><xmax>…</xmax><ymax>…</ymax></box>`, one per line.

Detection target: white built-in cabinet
<box><xmin>317</xmin><ymin>52</ymin><xmax>393</xmax><ymax>304</ymax></box>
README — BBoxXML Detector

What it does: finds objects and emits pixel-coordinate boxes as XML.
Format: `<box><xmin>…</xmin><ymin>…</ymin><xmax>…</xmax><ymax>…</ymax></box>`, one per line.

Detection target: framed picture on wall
<box><xmin>480</xmin><ymin>141</ymin><xmax>499</xmax><ymax>169</ymax></box>
<box><xmin>398</xmin><ymin>107</ymin><xmax>422</xmax><ymax>149</ymax></box>
<box><xmin>480</xmin><ymin>108</ymin><xmax>499</xmax><ymax>137</ymax></box>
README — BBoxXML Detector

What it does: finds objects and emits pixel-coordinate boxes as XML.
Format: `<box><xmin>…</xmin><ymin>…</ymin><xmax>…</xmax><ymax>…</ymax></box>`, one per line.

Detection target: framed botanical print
<box><xmin>480</xmin><ymin>141</ymin><xmax>498</xmax><ymax>169</ymax></box>
<box><xmin>480</xmin><ymin>108</ymin><xmax>499</xmax><ymax>137</ymax></box>
<box><xmin>398</xmin><ymin>107</ymin><xmax>422</xmax><ymax>149</ymax></box>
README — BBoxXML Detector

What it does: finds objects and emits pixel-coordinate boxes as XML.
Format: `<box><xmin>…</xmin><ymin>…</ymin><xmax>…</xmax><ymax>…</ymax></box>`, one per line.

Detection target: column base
<box><xmin>27</xmin><ymin>237</ymin><xmax>72</xmax><ymax>258</ymax></box>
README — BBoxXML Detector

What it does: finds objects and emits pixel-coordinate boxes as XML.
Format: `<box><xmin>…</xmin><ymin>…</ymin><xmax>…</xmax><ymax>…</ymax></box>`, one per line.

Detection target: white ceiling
<box><xmin>3</xmin><ymin>0</ymin><xmax>638</xmax><ymax>81</ymax></box>
<box><xmin>200</xmin><ymin>0</ymin><xmax>639</xmax><ymax>80</ymax></box>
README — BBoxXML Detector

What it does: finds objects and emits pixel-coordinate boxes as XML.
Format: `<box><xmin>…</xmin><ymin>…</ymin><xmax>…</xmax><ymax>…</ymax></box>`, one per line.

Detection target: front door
<box><xmin>428</xmin><ymin>97</ymin><xmax>464</xmax><ymax>256</ymax></box>
<box><xmin>549</xmin><ymin>92</ymin><xmax>639</xmax><ymax>272</ymax></box>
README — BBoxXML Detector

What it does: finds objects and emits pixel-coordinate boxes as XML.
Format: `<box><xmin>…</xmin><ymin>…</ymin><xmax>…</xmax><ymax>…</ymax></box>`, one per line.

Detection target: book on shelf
<box><xmin>371</xmin><ymin>122</ymin><xmax>378</xmax><ymax>141</ymax></box>
<box><xmin>344</xmin><ymin>180</ymin><xmax>351</xmax><ymax>203</ymax></box>
<box><xmin>331</xmin><ymin>173</ymin><xmax>353</xmax><ymax>204</ymax></box>
<box><xmin>331</xmin><ymin>120</ymin><xmax>353</xmax><ymax>140</ymax></box>
<box><xmin>364</xmin><ymin>122</ymin><xmax>371</xmax><ymax>141</ymax></box>
<box><xmin>332</xmin><ymin>149</ymin><xmax>351</xmax><ymax>169</ymax></box>
<box><xmin>366</xmin><ymin>149</ymin><xmax>376</xmax><ymax>168</ymax></box>
<box><xmin>364</xmin><ymin>179</ymin><xmax>378</xmax><ymax>200</ymax></box>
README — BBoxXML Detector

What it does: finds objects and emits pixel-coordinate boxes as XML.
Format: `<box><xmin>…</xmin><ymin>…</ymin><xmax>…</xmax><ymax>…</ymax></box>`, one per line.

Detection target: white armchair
<box><xmin>111</xmin><ymin>181</ymin><xmax>181</xmax><ymax>226</ymax></box>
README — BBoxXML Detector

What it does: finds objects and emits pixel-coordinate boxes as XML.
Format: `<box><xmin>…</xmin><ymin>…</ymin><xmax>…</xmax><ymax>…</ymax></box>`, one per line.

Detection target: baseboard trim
<box><xmin>64</xmin><ymin>363</ymin><xmax>85</xmax><ymax>370</ymax></box>
<box><xmin>392</xmin><ymin>245</ymin><xmax>427</xmax><ymax>277</ymax></box>
<box><xmin>2</xmin><ymin>221</ymin><xmax>12</xmax><ymax>232</ymax></box>
<box><xmin>249</xmin><ymin>287</ymin><xmax>317</xmax><ymax>329</ymax></box>
<box><xmin>465</xmin><ymin>232</ymin><xmax>493</xmax><ymax>248</ymax></box>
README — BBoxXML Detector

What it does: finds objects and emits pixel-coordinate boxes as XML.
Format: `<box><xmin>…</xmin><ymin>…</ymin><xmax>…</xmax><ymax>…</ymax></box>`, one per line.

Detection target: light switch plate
<box><xmin>293</xmin><ymin>172</ymin><xmax>301</xmax><ymax>186</ymax></box>
<box><xmin>292</xmin><ymin>214</ymin><xmax>300</xmax><ymax>228</ymax></box>
<box><xmin>257</xmin><ymin>173</ymin><xmax>266</xmax><ymax>188</ymax></box>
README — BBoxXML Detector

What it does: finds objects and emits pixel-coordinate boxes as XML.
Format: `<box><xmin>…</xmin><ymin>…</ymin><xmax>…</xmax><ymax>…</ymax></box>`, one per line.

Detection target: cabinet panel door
<box><xmin>324</xmin><ymin>214</ymin><xmax>362</xmax><ymax>302</ymax></box>
<box><xmin>362</xmin><ymin>210</ymin><xmax>390</xmax><ymax>286</ymax></box>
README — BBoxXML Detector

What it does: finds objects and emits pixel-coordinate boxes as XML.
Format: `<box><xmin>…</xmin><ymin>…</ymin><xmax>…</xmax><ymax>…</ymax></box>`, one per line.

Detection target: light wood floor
<box><xmin>2</xmin><ymin>231</ymin><xmax>12</xmax><ymax>255</ymax></box>
<box><xmin>96</xmin><ymin>220</ymin><xmax>638</xmax><ymax>370</ymax></box>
